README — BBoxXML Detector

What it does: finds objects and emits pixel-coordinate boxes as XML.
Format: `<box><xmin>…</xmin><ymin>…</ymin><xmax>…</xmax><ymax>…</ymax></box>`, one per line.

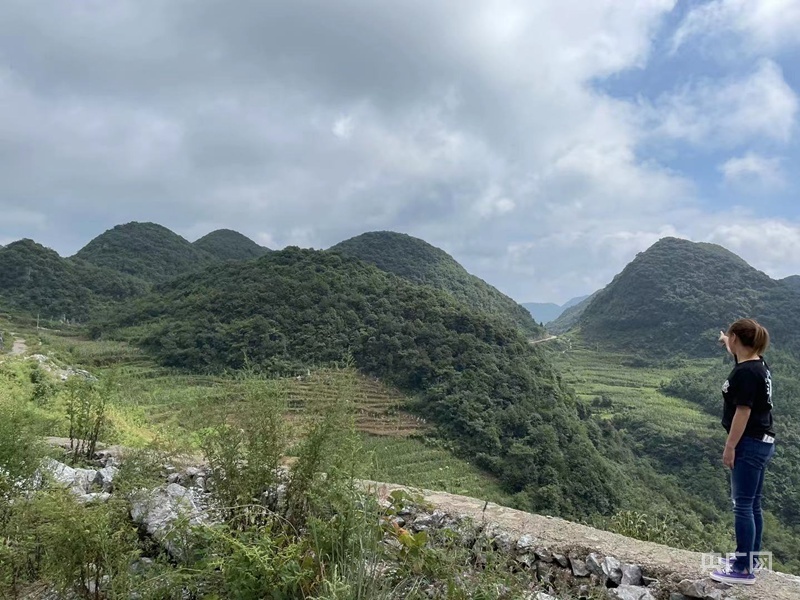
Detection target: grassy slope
<box><xmin>20</xmin><ymin>323</ymin><xmax>509</xmax><ymax>504</ymax></box>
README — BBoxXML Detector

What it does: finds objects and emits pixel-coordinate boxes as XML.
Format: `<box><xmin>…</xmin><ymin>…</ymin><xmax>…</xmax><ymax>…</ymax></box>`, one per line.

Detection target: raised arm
<box><xmin>719</xmin><ymin>330</ymin><xmax>732</xmax><ymax>356</ymax></box>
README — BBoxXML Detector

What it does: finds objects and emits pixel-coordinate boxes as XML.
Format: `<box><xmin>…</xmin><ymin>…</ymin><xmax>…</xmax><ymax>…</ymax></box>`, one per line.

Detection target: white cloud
<box><xmin>720</xmin><ymin>152</ymin><xmax>786</xmax><ymax>188</ymax></box>
<box><xmin>642</xmin><ymin>59</ymin><xmax>798</xmax><ymax>148</ymax></box>
<box><xmin>2</xmin><ymin>1</ymin><xmax>799</xmax><ymax>302</ymax></box>
<box><xmin>474</xmin><ymin>185</ymin><xmax>515</xmax><ymax>217</ymax></box>
<box><xmin>706</xmin><ymin>219</ymin><xmax>800</xmax><ymax>278</ymax></box>
<box><xmin>672</xmin><ymin>0</ymin><xmax>800</xmax><ymax>56</ymax></box>
<box><xmin>332</xmin><ymin>116</ymin><xmax>354</xmax><ymax>140</ymax></box>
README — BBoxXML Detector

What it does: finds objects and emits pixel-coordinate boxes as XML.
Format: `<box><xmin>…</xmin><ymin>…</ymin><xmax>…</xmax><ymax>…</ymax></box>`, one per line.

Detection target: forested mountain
<box><xmin>107</xmin><ymin>247</ymin><xmax>620</xmax><ymax>517</ymax></box>
<box><xmin>74</xmin><ymin>222</ymin><xmax>217</xmax><ymax>283</ymax></box>
<box><xmin>524</xmin><ymin>295</ymin><xmax>590</xmax><ymax>324</ymax></box>
<box><xmin>330</xmin><ymin>232</ymin><xmax>543</xmax><ymax>337</ymax></box>
<box><xmin>782</xmin><ymin>275</ymin><xmax>800</xmax><ymax>292</ymax></box>
<box><xmin>0</xmin><ymin>240</ymin><xmax>147</xmax><ymax>321</ymax></box>
<box><xmin>576</xmin><ymin>238</ymin><xmax>800</xmax><ymax>356</ymax></box>
<box><xmin>193</xmin><ymin>229</ymin><xmax>270</xmax><ymax>261</ymax></box>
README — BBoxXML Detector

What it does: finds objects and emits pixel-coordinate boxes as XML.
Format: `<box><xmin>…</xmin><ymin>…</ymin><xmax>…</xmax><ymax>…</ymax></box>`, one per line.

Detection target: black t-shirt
<box><xmin>722</xmin><ymin>357</ymin><xmax>775</xmax><ymax>439</ymax></box>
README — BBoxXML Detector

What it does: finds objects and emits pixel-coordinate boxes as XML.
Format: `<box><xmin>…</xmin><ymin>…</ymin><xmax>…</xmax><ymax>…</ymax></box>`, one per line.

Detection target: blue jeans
<box><xmin>731</xmin><ymin>436</ymin><xmax>776</xmax><ymax>573</ymax></box>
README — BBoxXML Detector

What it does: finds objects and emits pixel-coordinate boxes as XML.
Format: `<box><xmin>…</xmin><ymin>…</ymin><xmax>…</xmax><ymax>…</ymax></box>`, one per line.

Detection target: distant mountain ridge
<box><xmin>782</xmin><ymin>275</ymin><xmax>800</xmax><ymax>292</ymax></box>
<box><xmin>1</xmin><ymin>223</ymin><xmax>273</xmax><ymax>321</ymax></box>
<box><xmin>330</xmin><ymin>231</ymin><xmax>544</xmax><ymax>337</ymax></box>
<box><xmin>548</xmin><ymin>292</ymin><xmax>599</xmax><ymax>334</ymax></box>
<box><xmin>74</xmin><ymin>222</ymin><xmax>218</xmax><ymax>283</ymax></box>
<box><xmin>575</xmin><ymin>237</ymin><xmax>800</xmax><ymax>356</ymax></box>
<box><xmin>523</xmin><ymin>295</ymin><xmax>589</xmax><ymax>324</ymax></box>
<box><xmin>193</xmin><ymin>229</ymin><xmax>269</xmax><ymax>261</ymax></box>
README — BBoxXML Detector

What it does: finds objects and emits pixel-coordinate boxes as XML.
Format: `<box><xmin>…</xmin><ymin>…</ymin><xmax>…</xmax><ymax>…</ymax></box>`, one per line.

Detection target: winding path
<box><xmin>10</xmin><ymin>336</ymin><xmax>27</xmax><ymax>355</ymax></box>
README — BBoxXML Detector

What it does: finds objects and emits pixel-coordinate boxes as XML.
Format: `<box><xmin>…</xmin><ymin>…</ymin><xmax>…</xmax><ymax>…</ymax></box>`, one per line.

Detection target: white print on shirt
<box><xmin>722</xmin><ymin>380</ymin><xmax>730</xmax><ymax>394</ymax></box>
<box><xmin>766</xmin><ymin>370</ymin><xmax>773</xmax><ymax>408</ymax></box>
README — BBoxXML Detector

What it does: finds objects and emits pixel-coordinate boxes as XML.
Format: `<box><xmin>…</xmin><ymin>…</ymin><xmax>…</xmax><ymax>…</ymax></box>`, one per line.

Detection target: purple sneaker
<box><xmin>710</xmin><ymin>568</ymin><xmax>756</xmax><ymax>585</ymax></box>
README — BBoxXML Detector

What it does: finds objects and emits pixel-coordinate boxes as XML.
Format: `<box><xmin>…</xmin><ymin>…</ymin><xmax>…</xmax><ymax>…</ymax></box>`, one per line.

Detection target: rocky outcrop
<box><xmin>367</xmin><ymin>481</ymin><xmax>800</xmax><ymax>600</ymax></box>
<box><xmin>129</xmin><ymin>483</ymin><xmax>206</xmax><ymax>560</ymax></box>
<box><xmin>40</xmin><ymin>457</ymin><xmax>116</xmax><ymax>503</ymax></box>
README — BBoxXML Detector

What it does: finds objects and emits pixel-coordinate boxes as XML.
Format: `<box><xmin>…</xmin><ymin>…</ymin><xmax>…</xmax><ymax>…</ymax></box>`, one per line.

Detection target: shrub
<box><xmin>64</xmin><ymin>376</ymin><xmax>110</xmax><ymax>462</ymax></box>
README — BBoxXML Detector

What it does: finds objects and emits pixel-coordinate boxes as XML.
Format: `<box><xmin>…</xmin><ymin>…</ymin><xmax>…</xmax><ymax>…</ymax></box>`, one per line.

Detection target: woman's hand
<box><xmin>719</xmin><ymin>331</ymin><xmax>732</xmax><ymax>355</ymax></box>
<box><xmin>723</xmin><ymin>445</ymin><xmax>736</xmax><ymax>469</ymax></box>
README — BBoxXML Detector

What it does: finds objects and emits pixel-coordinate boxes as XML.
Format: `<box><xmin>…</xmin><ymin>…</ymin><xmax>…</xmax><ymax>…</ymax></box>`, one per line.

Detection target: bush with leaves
<box><xmin>64</xmin><ymin>376</ymin><xmax>110</xmax><ymax>462</ymax></box>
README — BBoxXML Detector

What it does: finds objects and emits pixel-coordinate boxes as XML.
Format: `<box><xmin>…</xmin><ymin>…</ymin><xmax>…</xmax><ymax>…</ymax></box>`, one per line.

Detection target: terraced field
<box><xmin>551</xmin><ymin>337</ymin><xmax>720</xmax><ymax>435</ymax></box>
<box><xmin>286</xmin><ymin>370</ymin><xmax>428</xmax><ymax>437</ymax></box>
<box><xmin>357</xmin><ymin>436</ymin><xmax>510</xmax><ymax>503</ymax></box>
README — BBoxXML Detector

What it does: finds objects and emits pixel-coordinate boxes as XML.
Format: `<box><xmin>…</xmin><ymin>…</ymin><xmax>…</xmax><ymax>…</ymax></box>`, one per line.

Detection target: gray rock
<box><xmin>95</xmin><ymin>446</ymin><xmax>126</xmax><ymax>467</ymax></box>
<box><xmin>621</xmin><ymin>564</ymin><xmax>643</xmax><ymax>586</ymax></box>
<box><xmin>412</xmin><ymin>510</ymin><xmax>446</xmax><ymax>531</ymax></box>
<box><xmin>76</xmin><ymin>492</ymin><xmax>111</xmax><ymax>504</ymax></box>
<box><xmin>669</xmin><ymin>594</ymin><xmax>691</xmax><ymax>600</ymax></box>
<box><xmin>533</xmin><ymin>593</ymin><xmax>558</xmax><ymax>600</ymax></box>
<box><xmin>492</xmin><ymin>531</ymin><xmax>516</xmax><ymax>554</ymax></box>
<box><xmin>677</xmin><ymin>579</ymin><xmax>713</xmax><ymax>598</ymax></box>
<box><xmin>184</xmin><ymin>466</ymin><xmax>201</xmax><ymax>479</ymax></box>
<box><xmin>42</xmin><ymin>458</ymin><xmax>77</xmax><ymax>486</ymax></box>
<box><xmin>570</xmin><ymin>557</ymin><xmax>590</xmax><ymax>577</ymax></box>
<box><xmin>130</xmin><ymin>483</ymin><xmax>206</xmax><ymax>560</ymax></box>
<box><xmin>586</xmin><ymin>552</ymin><xmax>605</xmax><ymax>577</ymax></box>
<box><xmin>98</xmin><ymin>466</ymin><xmax>118</xmax><ymax>492</ymax></box>
<box><xmin>72</xmin><ymin>468</ymin><xmax>101</xmax><ymax>494</ymax></box>
<box><xmin>642</xmin><ymin>576</ymin><xmax>658</xmax><ymax>586</ymax></box>
<box><xmin>553</xmin><ymin>553</ymin><xmax>569</xmax><ymax>568</ymax></box>
<box><xmin>602</xmin><ymin>555</ymin><xmax>623</xmax><ymax>585</ymax></box>
<box><xmin>703</xmin><ymin>591</ymin><xmax>726</xmax><ymax>600</ymax></box>
<box><xmin>607</xmin><ymin>585</ymin><xmax>656</xmax><ymax>600</ymax></box>
<box><xmin>40</xmin><ymin>459</ymin><xmax>102</xmax><ymax>495</ymax></box>
<box><xmin>534</xmin><ymin>546</ymin><xmax>554</xmax><ymax>563</ymax></box>
<box><xmin>516</xmin><ymin>533</ymin><xmax>537</xmax><ymax>553</ymax></box>
<box><xmin>194</xmin><ymin>476</ymin><xmax>206</xmax><ymax>491</ymax></box>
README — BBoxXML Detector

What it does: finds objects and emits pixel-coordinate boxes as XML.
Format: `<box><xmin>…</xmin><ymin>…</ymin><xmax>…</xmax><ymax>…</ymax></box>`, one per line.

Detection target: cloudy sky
<box><xmin>1</xmin><ymin>0</ymin><xmax>799</xmax><ymax>303</ymax></box>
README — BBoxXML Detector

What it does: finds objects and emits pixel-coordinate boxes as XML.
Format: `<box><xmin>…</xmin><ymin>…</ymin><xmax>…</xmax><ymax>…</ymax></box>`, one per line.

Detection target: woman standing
<box><xmin>711</xmin><ymin>319</ymin><xmax>776</xmax><ymax>585</ymax></box>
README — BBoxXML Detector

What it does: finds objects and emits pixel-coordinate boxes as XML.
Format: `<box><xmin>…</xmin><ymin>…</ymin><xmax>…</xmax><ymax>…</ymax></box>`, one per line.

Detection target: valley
<box><xmin>2</xmin><ymin>224</ymin><xmax>800</xmax><ymax>598</ymax></box>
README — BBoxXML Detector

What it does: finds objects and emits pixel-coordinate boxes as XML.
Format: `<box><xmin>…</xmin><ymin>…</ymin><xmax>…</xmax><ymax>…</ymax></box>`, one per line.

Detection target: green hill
<box><xmin>106</xmin><ymin>247</ymin><xmax>620</xmax><ymax>517</ymax></box>
<box><xmin>74</xmin><ymin>222</ymin><xmax>217</xmax><ymax>283</ymax></box>
<box><xmin>193</xmin><ymin>229</ymin><xmax>270</xmax><ymax>261</ymax></box>
<box><xmin>782</xmin><ymin>275</ymin><xmax>800</xmax><ymax>292</ymax></box>
<box><xmin>577</xmin><ymin>237</ymin><xmax>800</xmax><ymax>356</ymax></box>
<box><xmin>0</xmin><ymin>239</ymin><xmax>147</xmax><ymax>321</ymax></box>
<box><xmin>330</xmin><ymin>232</ymin><xmax>543</xmax><ymax>337</ymax></box>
